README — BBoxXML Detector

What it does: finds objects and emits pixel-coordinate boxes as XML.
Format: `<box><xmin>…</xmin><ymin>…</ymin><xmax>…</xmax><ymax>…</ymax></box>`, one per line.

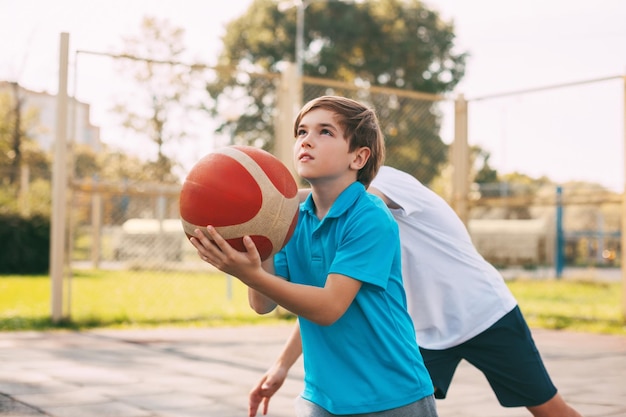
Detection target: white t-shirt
<box><xmin>370</xmin><ymin>166</ymin><xmax>517</xmax><ymax>349</ymax></box>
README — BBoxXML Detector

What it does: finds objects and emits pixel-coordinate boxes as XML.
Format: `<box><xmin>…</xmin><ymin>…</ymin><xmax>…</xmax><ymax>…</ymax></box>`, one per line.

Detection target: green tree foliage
<box><xmin>112</xmin><ymin>16</ymin><xmax>201</xmax><ymax>184</ymax></box>
<box><xmin>73</xmin><ymin>142</ymin><xmax>176</xmax><ymax>184</ymax></box>
<box><xmin>500</xmin><ymin>171</ymin><xmax>553</xmax><ymax>196</ymax></box>
<box><xmin>0</xmin><ymin>89</ymin><xmax>51</xmax><ymax>270</ymax></box>
<box><xmin>0</xmin><ymin>88</ymin><xmax>51</xmax><ymax>217</ymax></box>
<box><xmin>73</xmin><ymin>144</ymin><xmax>100</xmax><ymax>180</ymax></box>
<box><xmin>97</xmin><ymin>149</ymin><xmax>166</xmax><ymax>183</ymax></box>
<box><xmin>472</xmin><ymin>146</ymin><xmax>498</xmax><ymax>185</ymax></box>
<box><xmin>0</xmin><ymin>213</ymin><xmax>50</xmax><ymax>274</ymax></box>
<box><xmin>0</xmin><ymin>88</ymin><xmax>43</xmax><ymax>185</ymax></box>
<box><xmin>206</xmin><ymin>0</ymin><xmax>467</xmax><ymax>183</ymax></box>
<box><xmin>0</xmin><ymin>92</ymin><xmax>14</xmax><ymax>181</ymax></box>
<box><xmin>5</xmin><ymin>83</ymin><xmax>24</xmax><ymax>186</ymax></box>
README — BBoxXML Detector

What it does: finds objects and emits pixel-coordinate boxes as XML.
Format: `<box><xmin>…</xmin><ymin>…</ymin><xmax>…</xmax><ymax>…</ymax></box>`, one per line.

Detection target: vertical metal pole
<box><xmin>597</xmin><ymin>212</ymin><xmax>604</xmax><ymax>265</ymax></box>
<box><xmin>275</xmin><ymin>62</ymin><xmax>299</xmax><ymax>181</ymax></box>
<box><xmin>452</xmin><ymin>94</ymin><xmax>469</xmax><ymax>225</ymax></box>
<box><xmin>296</xmin><ymin>1</ymin><xmax>305</xmax><ymax>79</ymax></box>
<box><xmin>91</xmin><ymin>182</ymin><xmax>102</xmax><ymax>269</ymax></box>
<box><xmin>64</xmin><ymin>50</ymin><xmax>81</xmax><ymax>319</ymax></box>
<box><xmin>555</xmin><ymin>185</ymin><xmax>564</xmax><ymax>279</ymax></box>
<box><xmin>621</xmin><ymin>75</ymin><xmax>626</xmax><ymax>320</ymax></box>
<box><xmin>294</xmin><ymin>0</ymin><xmax>307</xmax><ymax>107</ymax></box>
<box><xmin>50</xmin><ymin>33</ymin><xmax>69</xmax><ymax>323</ymax></box>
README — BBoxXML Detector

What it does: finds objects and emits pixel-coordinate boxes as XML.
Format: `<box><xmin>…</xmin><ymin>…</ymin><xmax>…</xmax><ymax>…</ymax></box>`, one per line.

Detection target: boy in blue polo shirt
<box><xmin>191</xmin><ymin>95</ymin><xmax>437</xmax><ymax>416</ymax></box>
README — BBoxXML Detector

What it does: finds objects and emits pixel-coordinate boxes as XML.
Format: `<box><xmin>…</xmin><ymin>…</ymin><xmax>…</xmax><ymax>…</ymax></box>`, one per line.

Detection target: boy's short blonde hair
<box><xmin>294</xmin><ymin>95</ymin><xmax>385</xmax><ymax>187</ymax></box>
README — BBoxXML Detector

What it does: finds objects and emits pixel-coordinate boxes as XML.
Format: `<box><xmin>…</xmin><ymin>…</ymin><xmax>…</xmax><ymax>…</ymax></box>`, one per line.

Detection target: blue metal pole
<box><xmin>555</xmin><ymin>185</ymin><xmax>564</xmax><ymax>278</ymax></box>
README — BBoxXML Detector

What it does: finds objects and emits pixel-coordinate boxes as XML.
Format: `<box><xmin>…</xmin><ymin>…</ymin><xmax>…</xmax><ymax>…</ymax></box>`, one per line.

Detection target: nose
<box><xmin>299</xmin><ymin>133</ymin><xmax>313</xmax><ymax>148</ymax></box>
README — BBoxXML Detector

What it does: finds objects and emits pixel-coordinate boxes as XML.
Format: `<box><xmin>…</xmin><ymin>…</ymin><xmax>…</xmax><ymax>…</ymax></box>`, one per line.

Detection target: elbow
<box><xmin>248</xmin><ymin>289</ymin><xmax>277</xmax><ymax>314</ymax></box>
<box><xmin>309</xmin><ymin>307</ymin><xmax>344</xmax><ymax>326</ymax></box>
<box><xmin>250</xmin><ymin>300</ymin><xmax>276</xmax><ymax>315</ymax></box>
<box><xmin>314</xmin><ymin>316</ymin><xmax>337</xmax><ymax>326</ymax></box>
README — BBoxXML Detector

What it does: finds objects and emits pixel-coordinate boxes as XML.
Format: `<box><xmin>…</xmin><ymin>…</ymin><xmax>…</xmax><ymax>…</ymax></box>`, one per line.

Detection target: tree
<box><xmin>7</xmin><ymin>82</ymin><xmax>23</xmax><ymax>186</ymax></box>
<box><xmin>72</xmin><ymin>141</ymin><xmax>182</xmax><ymax>184</ymax></box>
<box><xmin>112</xmin><ymin>16</ymin><xmax>203</xmax><ymax>183</ymax></box>
<box><xmin>472</xmin><ymin>146</ymin><xmax>498</xmax><ymax>185</ymax></box>
<box><xmin>206</xmin><ymin>0</ymin><xmax>467</xmax><ymax>183</ymax></box>
<box><xmin>73</xmin><ymin>144</ymin><xmax>100</xmax><ymax>180</ymax></box>
<box><xmin>0</xmin><ymin>86</ymin><xmax>50</xmax><ymax>216</ymax></box>
<box><xmin>0</xmin><ymin>91</ymin><xmax>13</xmax><ymax>181</ymax></box>
<box><xmin>0</xmin><ymin>86</ymin><xmax>41</xmax><ymax>187</ymax></box>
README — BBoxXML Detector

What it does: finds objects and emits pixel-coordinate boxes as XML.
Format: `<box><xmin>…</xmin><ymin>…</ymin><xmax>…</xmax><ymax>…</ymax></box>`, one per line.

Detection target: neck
<box><xmin>309</xmin><ymin>178</ymin><xmax>356</xmax><ymax>219</ymax></box>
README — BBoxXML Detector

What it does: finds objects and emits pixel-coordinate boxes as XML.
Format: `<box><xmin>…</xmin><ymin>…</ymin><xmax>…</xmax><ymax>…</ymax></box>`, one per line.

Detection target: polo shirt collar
<box><xmin>302</xmin><ymin>182</ymin><xmax>366</xmax><ymax>220</ymax></box>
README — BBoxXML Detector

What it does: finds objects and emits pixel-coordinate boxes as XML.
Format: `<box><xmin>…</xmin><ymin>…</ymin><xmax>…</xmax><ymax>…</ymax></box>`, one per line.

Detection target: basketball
<box><xmin>179</xmin><ymin>145</ymin><xmax>299</xmax><ymax>261</ymax></box>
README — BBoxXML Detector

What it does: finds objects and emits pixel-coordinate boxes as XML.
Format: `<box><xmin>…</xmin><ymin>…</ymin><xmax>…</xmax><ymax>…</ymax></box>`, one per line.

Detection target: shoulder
<box><xmin>349</xmin><ymin>192</ymin><xmax>397</xmax><ymax>233</ymax></box>
<box><xmin>358</xmin><ymin>190</ymin><xmax>390</xmax><ymax>214</ymax></box>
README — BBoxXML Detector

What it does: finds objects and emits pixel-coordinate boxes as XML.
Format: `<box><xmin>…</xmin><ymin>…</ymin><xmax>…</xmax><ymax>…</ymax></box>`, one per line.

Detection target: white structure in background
<box><xmin>468</xmin><ymin>218</ymin><xmax>553</xmax><ymax>267</ymax></box>
<box><xmin>114</xmin><ymin>218</ymin><xmax>186</xmax><ymax>262</ymax></box>
<box><xmin>0</xmin><ymin>81</ymin><xmax>101</xmax><ymax>152</ymax></box>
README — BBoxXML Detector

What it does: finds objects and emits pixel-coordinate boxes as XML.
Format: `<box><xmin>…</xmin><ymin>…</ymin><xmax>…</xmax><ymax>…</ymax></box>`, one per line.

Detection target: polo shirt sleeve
<box><xmin>273</xmin><ymin>246</ymin><xmax>289</xmax><ymax>280</ymax></box>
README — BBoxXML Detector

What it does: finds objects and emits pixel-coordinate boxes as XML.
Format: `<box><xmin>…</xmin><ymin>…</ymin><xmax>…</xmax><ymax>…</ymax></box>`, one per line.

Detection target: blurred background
<box><xmin>0</xmin><ymin>0</ymin><xmax>624</xmax><ymax>322</ymax></box>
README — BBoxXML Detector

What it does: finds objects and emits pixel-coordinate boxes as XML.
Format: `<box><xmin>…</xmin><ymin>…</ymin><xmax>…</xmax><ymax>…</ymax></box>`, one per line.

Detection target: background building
<box><xmin>0</xmin><ymin>81</ymin><xmax>101</xmax><ymax>153</ymax></box>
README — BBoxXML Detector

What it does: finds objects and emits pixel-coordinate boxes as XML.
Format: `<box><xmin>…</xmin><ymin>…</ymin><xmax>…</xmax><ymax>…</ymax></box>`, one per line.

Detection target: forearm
<box><xmin>274</xmin><ymin>322</ymin><xmax>302</xmax><ymax>370</ymax></box>
<box><xmin>195</xmin><ymin>228</ymin><xmax>358</xmax><ymax>325</ymax></box>
<box><xmin>242</xmin><ymin>272</ymin><xmax>351</xmax><ymax>325</ymax></box>
<box><xmin>248</xmin><ymin>258</ymin><xmax>279</xmax><ymax>314</ymax></box>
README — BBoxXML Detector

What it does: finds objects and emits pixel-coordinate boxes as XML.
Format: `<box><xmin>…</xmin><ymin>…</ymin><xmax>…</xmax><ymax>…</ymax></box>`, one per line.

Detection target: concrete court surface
<box><xmin>0</xmin><ymin>324</ymin><xmax>625</xmax><ymax>417</ymax></box>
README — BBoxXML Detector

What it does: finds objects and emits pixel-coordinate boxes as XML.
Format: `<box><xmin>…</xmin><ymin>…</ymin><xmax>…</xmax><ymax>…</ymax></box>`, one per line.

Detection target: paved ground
<box><xmin>0</xmin><ymin>325</ymin><xmax>625</xmax><ymax>417</ymax></box>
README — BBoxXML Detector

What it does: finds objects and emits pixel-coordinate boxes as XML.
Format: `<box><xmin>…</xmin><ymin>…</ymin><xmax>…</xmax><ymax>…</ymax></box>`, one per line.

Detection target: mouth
<box><xmin>298</xmin><ymin>152</ymin><xmax>313</xmax><ymax>162</ymax></box>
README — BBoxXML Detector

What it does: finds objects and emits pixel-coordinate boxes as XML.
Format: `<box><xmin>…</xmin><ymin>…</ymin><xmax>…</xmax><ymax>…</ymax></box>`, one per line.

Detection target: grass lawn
<box><xmin>1</xmin><ymin>269</ymin><xmax>624</xmax><ymax>335</ymax></box>
<box><xmin>0</xmin><ymin>269</ymin><xmax>293</xmax><ymax>331</ymax></box>
<box><xmin>507</xmin><ymin>278</ymin><xmax>624</xmax><ymax>334</ymax></box>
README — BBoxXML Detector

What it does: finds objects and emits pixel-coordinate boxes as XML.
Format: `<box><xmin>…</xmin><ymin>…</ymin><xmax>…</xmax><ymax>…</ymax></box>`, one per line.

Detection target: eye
<box><xmin>320</xmin><ymin>128</ymin><xmax>333</xmax><ymax>136</ymax></box>
<box><xmin>296</xmin><ymin>128</ymin><xmax>307</xmax><ymax>137</ymax></box>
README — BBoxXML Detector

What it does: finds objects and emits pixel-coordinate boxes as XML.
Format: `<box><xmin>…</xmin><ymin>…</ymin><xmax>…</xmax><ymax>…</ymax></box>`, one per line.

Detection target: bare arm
<box><xmin>191</xmin><ymin>227</ymin><xmax>361</xmax><ymax>326</ymax></box>
<box><xmin>249</xmin><ymin>323</ymin><xmax>302</xmax><ymax>416</ymax></box>
<box><xmin>248</xmin><ymin>258</ymin><xmax>279</xmax><ymax>314</ymax></box>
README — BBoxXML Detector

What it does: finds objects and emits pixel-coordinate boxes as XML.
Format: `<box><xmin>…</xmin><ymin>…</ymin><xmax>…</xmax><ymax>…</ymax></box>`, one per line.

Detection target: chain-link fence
<box><xmin>4</xmin><ymin>43</ymin><xmax>624</xmax><ymax>321</ymax></box>
<box><xmin>53</xmin><ymin>58</ymin><xmax>455</xmax><ymax>322</ymax></box>
<box><xmin>68</xmin><ymin>60</ymin><xmax>284</xmax><ymax>268</ymax></box>
<box><xmin>302</xmin><ymin>76</ymin><xmax>450</xmax><ymax>186</ymax></box>
<box><xmin>465</xmin><ymin>76</ymin><xmax>623</xmax><ymax>271</ymax></box>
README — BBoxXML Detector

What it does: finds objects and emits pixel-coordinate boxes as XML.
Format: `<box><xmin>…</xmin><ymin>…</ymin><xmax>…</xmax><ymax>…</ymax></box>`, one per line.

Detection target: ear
<box><xmin>350</xmin><ymin>147</ymin><xmax>371</xmax><ymax>170</ymax></box>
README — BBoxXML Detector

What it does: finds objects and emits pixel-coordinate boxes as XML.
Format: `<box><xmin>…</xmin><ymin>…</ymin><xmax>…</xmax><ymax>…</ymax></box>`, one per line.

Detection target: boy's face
<box><xmin>294</xmin><ymin>108</ymin><xmax>357</xmax><ymax>184</ymax></box>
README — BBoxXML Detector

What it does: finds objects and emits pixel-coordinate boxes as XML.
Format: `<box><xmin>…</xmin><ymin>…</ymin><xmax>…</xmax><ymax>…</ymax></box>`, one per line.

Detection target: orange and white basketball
<box><xmin>179</xmin><ymin>145</ymin><xmax>299</xmax><ymax>261</ymax></box>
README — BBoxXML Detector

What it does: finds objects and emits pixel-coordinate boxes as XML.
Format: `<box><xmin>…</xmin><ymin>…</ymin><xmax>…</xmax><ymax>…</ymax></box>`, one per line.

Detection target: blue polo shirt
<box><xmin>274</xmin><ymin>181</ymin><xmax>433</xmax><ymax>415</ymax></box>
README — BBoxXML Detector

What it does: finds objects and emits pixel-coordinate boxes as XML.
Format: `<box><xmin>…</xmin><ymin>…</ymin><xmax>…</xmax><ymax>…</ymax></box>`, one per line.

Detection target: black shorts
<box><xmin>419</xmin><ymin>306</ymin><xmax>557</xmax><ymax>407</ymax></box>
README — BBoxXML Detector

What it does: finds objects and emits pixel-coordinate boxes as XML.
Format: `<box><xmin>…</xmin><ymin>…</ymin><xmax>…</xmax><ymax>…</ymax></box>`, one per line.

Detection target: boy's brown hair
<box><xmin>294</xmin><ymin>95</ymin><xmax>385</xmax><ymax>187</ymax></box>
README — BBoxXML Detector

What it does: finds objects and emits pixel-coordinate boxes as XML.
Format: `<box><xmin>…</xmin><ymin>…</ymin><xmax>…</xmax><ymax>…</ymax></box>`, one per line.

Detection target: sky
<box><xmin>1</xmin><ymin>0</ymin><xmax>625</xmax><ymax>190</ymax></box>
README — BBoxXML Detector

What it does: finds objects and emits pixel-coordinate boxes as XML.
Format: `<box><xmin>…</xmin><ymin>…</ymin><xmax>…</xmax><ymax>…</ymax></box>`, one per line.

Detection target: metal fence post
<box><xmin>555</xmin><ymin>185</ymin><xmax>564</xmax><ymax>278</ymax></box>
<box><xmin>50</xmin><ymin>32</ymin><xmax>69</xmax><ymax>323</ymax></box>
<box><xmin>452</xmin><ymin>94</ymin><xmax>469</xmax><ymax>225</ymax></box>
<box><xmin>91</xmin><ymin>180</ymin><xmax>102</xmax><ymax>269</ymax></box>
<box><xmin>275</xmin><ymin>62</ymin><xmax>299</xmax><ymax>181</ymax></box>
<box><xmin>622</xmin><ymin>75</ymin><xmax>626</xmax><ymax>321</ymax></box>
